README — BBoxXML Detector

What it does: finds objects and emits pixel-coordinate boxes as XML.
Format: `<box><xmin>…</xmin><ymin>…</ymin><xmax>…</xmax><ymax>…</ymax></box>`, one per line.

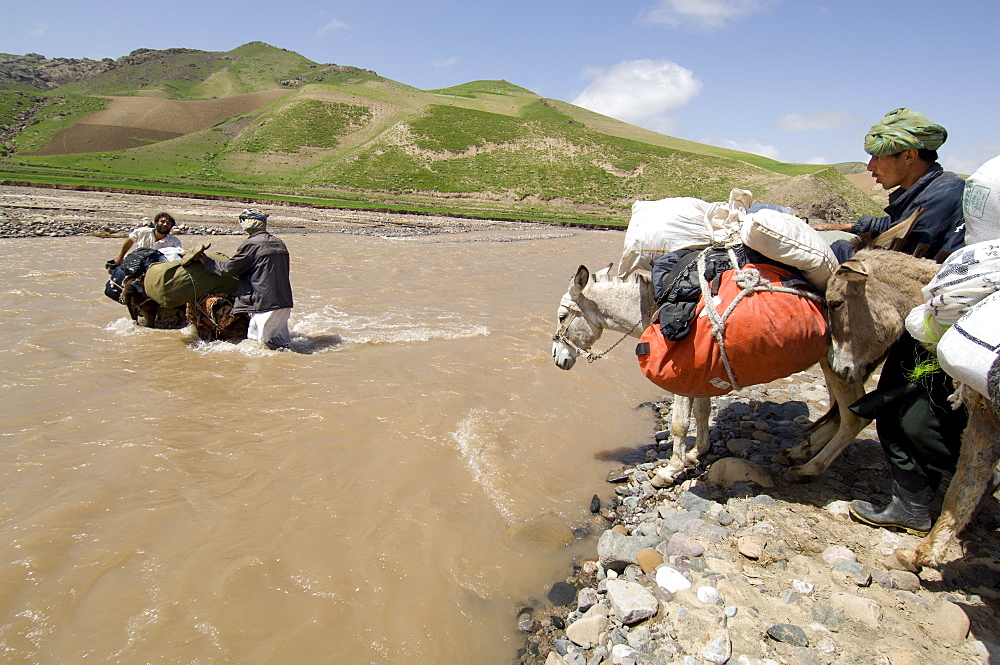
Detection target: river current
<box><xmin>0</xmin><ymin>221</ymin><xmax>662</xmax><ymax>664</ymax></box>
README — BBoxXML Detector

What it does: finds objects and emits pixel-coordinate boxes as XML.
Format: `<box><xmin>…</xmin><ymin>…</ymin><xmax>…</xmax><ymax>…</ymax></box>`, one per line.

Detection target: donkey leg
<box><xmin>137</xmin><ymin>301</ymin><xmax>158</xmax><ymax>328</ymax></box>
<box><xmin>651</xmin><ymin>395</ymin><xmax>694</xmax><ymax>487</ymax></box>
<box><xmin>788</xmin><ymin>359</ymin><xmax>843</xmax><ymax>461</ymax></box>
<box><xmin>914</xmin><ymin>397</ymin><xmax>1000</xmax><ymax>568</ymax></box>
<box><xmin>786</xmin><ymin>404</ymin><xmax>840</xmax><ymax>461</ymax></box>
<box><xmin>789</xmin><ymin>358</ymin><xmax>844</xmax><ymax>461</ymax></box>
<box><xmin>790</xmin><ymin>358</ymin><xmax>870</xmax><ymax>479</ymax></box>
<box><xmin>685</xmin><ymin>397</ymin><xmax>712</xmax><ymax>465</ymax></box>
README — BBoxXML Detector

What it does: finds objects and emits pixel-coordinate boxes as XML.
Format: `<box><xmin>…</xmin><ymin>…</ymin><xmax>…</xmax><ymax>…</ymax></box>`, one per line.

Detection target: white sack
<box><xmin>618</xmin><ymin>189</ymin><xmax>750</xmax><ymax>278</ymax></box>
<box><xmin>937</xmin><ymin>290</ymin><xmax>1000</xmax><ymax>402</ymax></box>
<box><xmin>904</xmin><ymin>304</ymin><xmax>950</xmax><ymax>346</ymax></box>
<box><xmin>963</xmin><ymin>154</ymin><xmax>1000</xmax><ymax>246</ymax></box>
<box><xmin>159</xmin><ymin>246</ymin><xmax>185</xmax><ymax>261</ymax></box>
<box><xmin>921</xmin><ymin>239</ymin><xmax>1000</xmax><ymax>325</ymax></box>
<box><xmin>740</xmin><ymin>209</ymin><xmax>838</xmax><ymax>292</ymax></box>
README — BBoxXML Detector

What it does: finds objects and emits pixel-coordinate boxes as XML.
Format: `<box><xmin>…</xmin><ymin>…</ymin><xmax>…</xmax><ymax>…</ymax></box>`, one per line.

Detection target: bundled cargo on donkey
<box><xmin>144</xmin><ymin>252</ymin><xmax>239</xmax><ymax>308</ymax></box>
<box><xmin>625</xmin><ymin>190</ymin><xmax>832</xmax><ymax>397</ymax></box>
<box><xmin>636</xmin><ymin>245</ymin><xmax>828</xmax><ymax>397</ymax></box>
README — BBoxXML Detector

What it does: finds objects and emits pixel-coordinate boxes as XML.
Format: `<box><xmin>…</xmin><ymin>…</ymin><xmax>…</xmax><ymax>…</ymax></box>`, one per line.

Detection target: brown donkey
<box><xmin>825</xmin><ymin>247</ymin><xmax>1000</xmax><ymax>568</ymax></box>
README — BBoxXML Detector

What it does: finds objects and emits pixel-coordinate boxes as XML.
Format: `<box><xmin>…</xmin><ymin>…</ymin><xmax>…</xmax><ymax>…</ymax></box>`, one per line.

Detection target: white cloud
<box><xmin>641</xmin><ymin>0</ymin><xmax>774</xmax><ymax>31</ymax></box>
<box><xmin>804</xmin><ymin>156</ymin><xmax>828</xmax><ymax>165</ymax></box>
<box><xmin>704</xmin><ymin>137</ymin><xmax>781</xmax><ymax>161</ymax></box>
<box><xmin>774</xmin><ymin>111</ymin><xmax>854</xmax><ymax>132</ymax></box>
<box><xmin>29</xmin><ymin>23</ymin><xmax>49</xmax><ymax>37</ymax></box>
<box><xmin>432</xmin><ymin>57</ymin><xmax>458</xmax><ymax>68</ymax></box>
<box><xmin>317</xmin><ymin>19</ymin><xmax>348</xmax><ymax>38</ymax></box>
<box><xmin>941</xmin><ymin>142</ymin><xmax>1000</xmax><ymax>175</ymax></box>
<box><xmin>572</xmin><ymin>59</ymin><xmax>701</xmax><ymax>129</ymax></box>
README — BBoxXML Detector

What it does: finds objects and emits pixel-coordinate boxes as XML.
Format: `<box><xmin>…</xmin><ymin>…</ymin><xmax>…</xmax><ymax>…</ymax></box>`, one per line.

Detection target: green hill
<box><xmin>0</xmin><ymin>42</ymin><xmax>882</xmax><ymax>225</ymax></box>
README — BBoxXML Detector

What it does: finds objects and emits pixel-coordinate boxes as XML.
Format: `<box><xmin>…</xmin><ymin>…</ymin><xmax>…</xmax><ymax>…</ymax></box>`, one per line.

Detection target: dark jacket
<box><xmin>202</xmin><ymin>231</ymin><xmax>293</xmax><ymax>314</ymax></box>
<box><xmin>852</xmin><ymin>163</ymin><xmax>966</xmax><ymax>259</ymax></box>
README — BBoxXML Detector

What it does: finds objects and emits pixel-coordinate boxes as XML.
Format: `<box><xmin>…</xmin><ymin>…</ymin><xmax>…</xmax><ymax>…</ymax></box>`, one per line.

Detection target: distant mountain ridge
<box><xmin>0</xmin><ymin>42</ymin><xmax>375</xmax><ymax>96</ymax></box>
<box><xmin>0</xmin><ymin>42</ymin><xmax>883</xmax><ymax>223</ymax></box>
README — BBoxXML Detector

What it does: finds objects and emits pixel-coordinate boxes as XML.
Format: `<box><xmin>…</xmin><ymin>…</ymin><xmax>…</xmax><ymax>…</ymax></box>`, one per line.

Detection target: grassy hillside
<box><xmin>0</xmin><ymin>43</ymin><xmax>882</xmax><ymax>225</ymax></box>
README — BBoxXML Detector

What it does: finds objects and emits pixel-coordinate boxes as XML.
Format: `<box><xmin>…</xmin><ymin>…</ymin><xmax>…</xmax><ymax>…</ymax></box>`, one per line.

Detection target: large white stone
<box><xmin>830</xmin><ymin>592</ymin><xmax>882</xmax><ymax>629</ymax></box>
<box><xmin>702</xmin><ymin>632</ymin><xmax>732</xmax><ymax>664</ymax></box>
<box><xmin>605</xmin><ymin>578</ymin><xmax>659</xmax><ymax>625</ymax></box>
<box><xmin>565</xmin><ymin>614</ymin><xmax>608</xmax><ymax>649</ymax></box>
<box><xmin>706</xmin><ymin>457</ymin><xmax>774</xmax><ymax>488</ymax></box>
<box><xmin>926</xmin><ymin>601</ymin><xmax>970</xmax><ymax>646</ymax></box>
<box><xmin>655</xmin><ymin>565</ymin><xmax>692</xmax><ymax>593</ymax></box>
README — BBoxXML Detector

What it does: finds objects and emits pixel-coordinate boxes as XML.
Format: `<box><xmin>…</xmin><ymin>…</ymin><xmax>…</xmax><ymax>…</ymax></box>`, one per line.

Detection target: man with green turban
<box><xmin>863</xmin><ymin>107</ymin><xmax>949</xmax><ymax>157</ymax></box>
<box><xmin>816</xmin><ymin>109</ymin><xmax>980</xmax><ymax>537</ymax></box>
<box><xmin>817</xmin><ymin>107</ymin><xmax>965</xmax><ymax>262</ymax></box>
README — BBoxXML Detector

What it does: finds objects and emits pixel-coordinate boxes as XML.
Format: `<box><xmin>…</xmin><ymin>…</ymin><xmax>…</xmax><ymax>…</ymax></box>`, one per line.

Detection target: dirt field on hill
<box><xmin>30</xmin><ymin>89</ymin><xmax>289</xmax><ymax>155</ymax></box>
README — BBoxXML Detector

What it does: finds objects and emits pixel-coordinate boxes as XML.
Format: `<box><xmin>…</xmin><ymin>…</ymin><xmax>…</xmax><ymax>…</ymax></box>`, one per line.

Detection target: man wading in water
<box><xmin>195</xmin><ymin>209</ymin><xmax>294</xmax><ymax>349</ymax></box>
<box><xmin>111</xmin><ymin>211</ymin><xmax>182</xmax><ymax>266</ymax></box>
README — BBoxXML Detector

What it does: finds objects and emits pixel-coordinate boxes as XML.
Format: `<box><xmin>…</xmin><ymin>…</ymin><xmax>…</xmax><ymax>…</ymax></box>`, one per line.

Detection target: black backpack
<box><xmin>104</xmin><ymin>265</ymin><xmax>129</xmax><ymax>302</ymax></box>
<box><xmin>121</xmin><ymin>247</ymin><xmax>165</xmax><ymax>278</ymax></box>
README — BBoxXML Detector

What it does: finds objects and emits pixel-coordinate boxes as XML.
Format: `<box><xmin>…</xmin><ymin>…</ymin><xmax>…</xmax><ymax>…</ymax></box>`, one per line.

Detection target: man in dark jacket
<box><xmin>818</xmin><ymin>110</ymin><xmax>986</xmax><ymax>536</ymax></box>
<box><xmin>816</xmin><ymin>108</ymin><xmax>965</xmax><ymax>263</ymax></box>
<box><xmin>198</xmin><ymin>209</ymin><xmax>294</xmax><ymax>348</ymax></box>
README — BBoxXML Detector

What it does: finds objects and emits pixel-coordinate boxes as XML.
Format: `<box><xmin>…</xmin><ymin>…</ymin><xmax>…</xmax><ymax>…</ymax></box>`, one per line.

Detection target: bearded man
<box><xmin>112</xmin><ymin>212</ymin><xmax>182</xmax><ymax>265</ymax></box>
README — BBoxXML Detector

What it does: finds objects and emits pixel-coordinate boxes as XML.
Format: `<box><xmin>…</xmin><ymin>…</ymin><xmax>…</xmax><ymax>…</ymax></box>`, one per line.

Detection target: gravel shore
<box><xmin>514</xmin><ymin>373</ymin><xmax>1000</xmax><ymax>665</ymax></box>
<box><xmin>0</xmin><ymin>184</ymin><xmax>563</xmax><ymax>239</ymax></box>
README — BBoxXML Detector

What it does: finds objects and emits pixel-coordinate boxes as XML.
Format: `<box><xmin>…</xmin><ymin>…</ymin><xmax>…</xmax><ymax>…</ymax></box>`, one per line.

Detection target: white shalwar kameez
<box><xmin>247</xmin><ymin>308</ymin><xmax>292</xmax><ymax>348</ymax></box>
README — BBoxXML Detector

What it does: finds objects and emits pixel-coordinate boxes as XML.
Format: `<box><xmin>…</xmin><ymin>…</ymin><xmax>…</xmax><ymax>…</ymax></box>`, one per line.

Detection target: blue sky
<box><xmin>5</xmin><ymin>0</ymin><xmax>999</xmax><ymax>173</ymax></box>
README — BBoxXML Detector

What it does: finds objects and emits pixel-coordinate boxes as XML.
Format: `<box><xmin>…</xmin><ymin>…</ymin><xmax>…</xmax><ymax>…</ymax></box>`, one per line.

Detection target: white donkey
<box><xmin>551</xmin><ymin>264</ymin><xmax>869</xmax><ymax>485</ymax></box>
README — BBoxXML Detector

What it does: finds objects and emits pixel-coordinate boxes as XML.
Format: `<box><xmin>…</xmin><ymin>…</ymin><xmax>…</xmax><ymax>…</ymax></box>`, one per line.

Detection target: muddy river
<box><xmin>0</xmin><ymin>203</ymin><xmax>662</xmax><ymax>664</ymax></box>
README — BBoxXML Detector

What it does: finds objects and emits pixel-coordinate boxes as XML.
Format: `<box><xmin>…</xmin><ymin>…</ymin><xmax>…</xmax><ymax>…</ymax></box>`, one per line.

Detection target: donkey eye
<box><xmin>827</xmin><ymin>300</ymin><xmax>843</xmax><ymax>310</ymax></box>
<box><xmin>558</xmin><ymin>313</ymin><xmax>567</xmax><ymax>322</ymax></box>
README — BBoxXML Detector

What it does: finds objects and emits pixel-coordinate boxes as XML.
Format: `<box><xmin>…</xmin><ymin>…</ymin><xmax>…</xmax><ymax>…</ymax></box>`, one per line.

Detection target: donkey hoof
<box><xmin>785</xmin><ymin>467</ymin><xmax>814</xmax><ymax>484</ymax></box>
<box><xmin>651</xmin><ymin>467</ymin><xmax>680</xmax><ymax>488</ymax></box>
<box><xmin>886</xmin><ymin>548</ymin><xmax>921</xmax><ymax>574</ymax></box>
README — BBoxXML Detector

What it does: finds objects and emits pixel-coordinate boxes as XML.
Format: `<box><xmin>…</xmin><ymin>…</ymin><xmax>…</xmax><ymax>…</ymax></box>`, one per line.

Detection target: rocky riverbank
<box><xmin>0</xmin><ymin>183</ymin><xmax>563</xmax><ymax>239</ymax></box>
<box><xmin>514</xmin><ymin>371</ymin><xmax>1000</xmax><ymax>665</ymax></box>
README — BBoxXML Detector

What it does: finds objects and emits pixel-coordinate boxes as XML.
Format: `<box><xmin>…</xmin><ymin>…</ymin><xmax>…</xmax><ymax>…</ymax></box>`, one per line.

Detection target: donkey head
<box><xmin>551</xmin><ymin>265</ymin><xmax>609</xmax><ymax>370</ymax></box>
<box><xmin>825</xmin><ymin>249</ymin><xmax>938</xmax><ymax>382</ymax></box>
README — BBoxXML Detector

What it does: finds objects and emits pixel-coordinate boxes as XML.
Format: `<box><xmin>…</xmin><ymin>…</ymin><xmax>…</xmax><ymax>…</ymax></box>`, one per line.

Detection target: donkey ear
<box><xmin>570</xmin><ymin>265</ymin><xmax>589</xmax><ymax>294</ymax></box>
<box><xmin>835</xmin><ymin>259</ymin><xmax>869</xmax><ymax>282</ymax></box>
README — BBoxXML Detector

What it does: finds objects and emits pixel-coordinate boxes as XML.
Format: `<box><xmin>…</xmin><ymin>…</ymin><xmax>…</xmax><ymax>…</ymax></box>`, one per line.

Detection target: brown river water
<box><xmin>0</xmin><ymin>214</ymin><xmax>663</xmax><ymax>663</ymax></box>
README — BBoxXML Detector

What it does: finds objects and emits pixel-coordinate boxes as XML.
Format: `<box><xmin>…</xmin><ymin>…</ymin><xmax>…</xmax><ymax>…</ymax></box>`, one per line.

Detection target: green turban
<box><xmin>864</xmin><ymin>108</ymin><xmax>948</xmax><ymax>156</ymax></box>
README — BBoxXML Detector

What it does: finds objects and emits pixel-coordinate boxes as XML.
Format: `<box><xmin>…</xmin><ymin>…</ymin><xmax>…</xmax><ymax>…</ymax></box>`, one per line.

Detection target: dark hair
<box><xmin>891</xmin><ymin>148</ymin><xmax>939</xmax><ymax>163</ymax></box>
<box><xmin>154</xmin><ymin>212</ymin><xmax>175</xmax><ymax>226</ymax></box>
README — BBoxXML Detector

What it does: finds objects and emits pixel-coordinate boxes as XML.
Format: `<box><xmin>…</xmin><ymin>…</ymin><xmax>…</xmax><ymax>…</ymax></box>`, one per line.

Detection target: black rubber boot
<box><xmin>849</xmin><ymin>469</ymin><xmax>935</xmax><ymax>537</ymax></box>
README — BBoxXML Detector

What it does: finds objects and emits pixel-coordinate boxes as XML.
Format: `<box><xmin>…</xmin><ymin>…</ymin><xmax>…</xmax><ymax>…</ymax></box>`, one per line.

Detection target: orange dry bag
<box><xmin>636</xmin><ymin>263</ymin><xmax>828</xmax><ymax>397</ymax></box>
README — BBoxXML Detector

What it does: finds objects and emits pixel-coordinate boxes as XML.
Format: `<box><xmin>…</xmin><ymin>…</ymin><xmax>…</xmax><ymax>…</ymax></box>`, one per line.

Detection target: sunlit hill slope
<box><xmin>0</xmin><ymin>42</ymin><xmax>882</xmax><ymax>223</ymax></box>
